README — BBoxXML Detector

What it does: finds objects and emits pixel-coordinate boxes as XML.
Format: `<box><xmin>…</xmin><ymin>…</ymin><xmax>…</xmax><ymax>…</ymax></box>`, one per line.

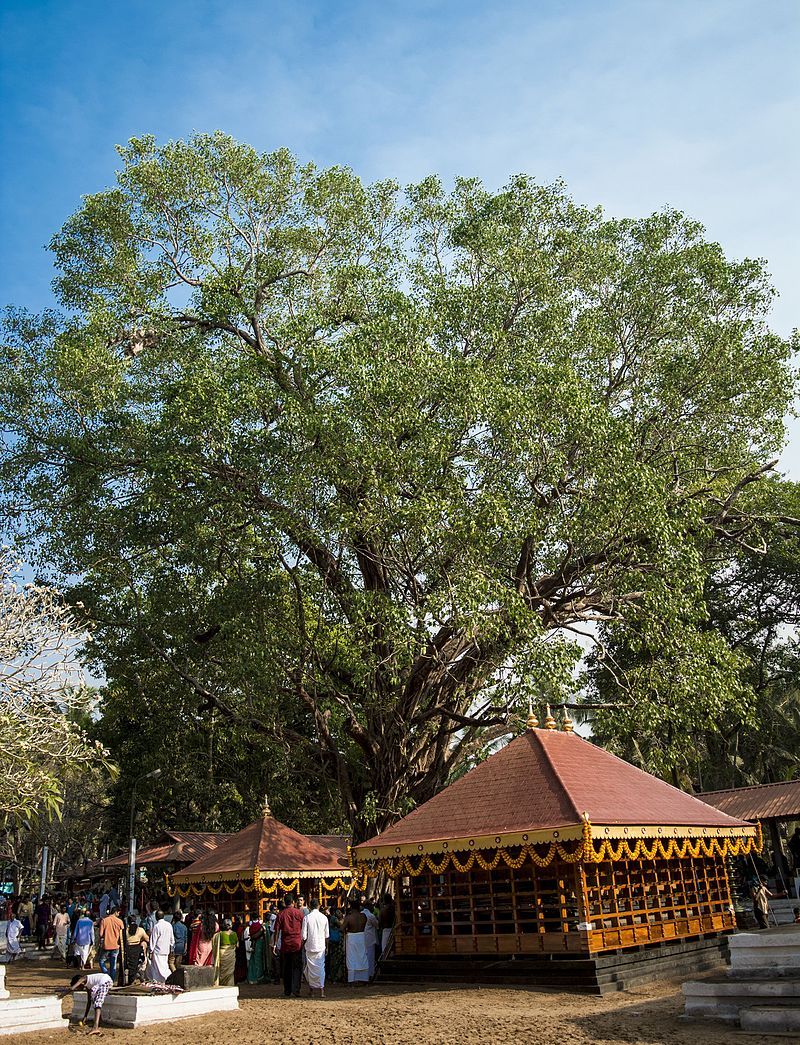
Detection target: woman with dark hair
<box><xmin>123</xmin><ymin>917</ymin><xmax>149</xmax><ymax>985</ymax></box>
<box><xmin>193</xmin><ymin>910</ymin><xmax>218</xmax><ymax>967</ymax></box>
<box><xmin>246</xmin><ymin>914</ymin><xmax>268</xmax><ymax>984</ymax></box>
<box><xmin>233</xmin><ymin>914</ymin><xmax>248</xmax><ymax>983</ymax></box>
<box><xmin>186</xmin><ymin>909</ymin><xmax>200</xmax><ymax>965</ymax></box>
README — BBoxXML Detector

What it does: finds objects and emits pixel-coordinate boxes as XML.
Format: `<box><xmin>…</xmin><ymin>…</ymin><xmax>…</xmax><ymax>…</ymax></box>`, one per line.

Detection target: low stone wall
<box><xmin>68</xmin><ymin>986</ymin><xmax>239</xmax><ymax>1029</ymax></box>
<box><xmin>0</xmin><ymin>996</ymin><xmax>64</xmax><ymax>1037</ymax></box>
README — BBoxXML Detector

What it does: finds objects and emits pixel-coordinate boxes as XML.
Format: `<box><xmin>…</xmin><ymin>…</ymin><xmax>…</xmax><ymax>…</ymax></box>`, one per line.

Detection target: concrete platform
<box><xmin>740</xmin><ymin>1005</ymin><xmax>800</xmax><ymax>1035</ymax></box>
<box><xmin>682</xmin><ymin>978</ymin><xmax>800</xmax><ymax>1021</ymax></box>
<box><xmin>729</xmin><ymin>926</ymin><xmax>800</xmax><ymax>977</ymax></box>
<box><xmin>68</xmin><ymin>986</ymin><xmax>239</xmax><ymax>1028</ymax></box>
<box><xmin>0</xmin><ymin>996</ymin><xmax>64</xmax><ymax>1037</ymax></box>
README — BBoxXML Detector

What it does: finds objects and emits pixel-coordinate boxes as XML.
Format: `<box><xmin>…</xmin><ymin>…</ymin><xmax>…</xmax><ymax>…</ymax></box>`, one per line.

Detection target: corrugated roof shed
<box><xmin>698</xmin><ymin>780</ymin><xmax>800</xmax><ymax>822</ymax></box>
<box><xmin>98</xmin><ymin>831</ymin><xmax>235</xmax><ymax>869</ymax></box>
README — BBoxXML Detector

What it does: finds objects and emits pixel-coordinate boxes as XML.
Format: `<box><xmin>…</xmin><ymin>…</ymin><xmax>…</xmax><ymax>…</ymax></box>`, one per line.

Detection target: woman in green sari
<box><xmin>212</xmin><ymin>918</ymin><xmax>239</xmax><ymax>986</ymax></box>
<box><xmin>246</xmin><ymin>916</ymin><xmax>269</xmax><ymax>984</ymax></box>
<box><xmin>328</xmin><ymin>905</ymin><xmax>346</xmax><ymax>983</ymax></box>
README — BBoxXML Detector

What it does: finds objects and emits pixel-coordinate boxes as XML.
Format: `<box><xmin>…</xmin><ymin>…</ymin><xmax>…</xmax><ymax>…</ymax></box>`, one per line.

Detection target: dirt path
<box><xmin>2</xmin><ymin>959</ymin><xmax>787</xmax><ymax>1044</ymax></box>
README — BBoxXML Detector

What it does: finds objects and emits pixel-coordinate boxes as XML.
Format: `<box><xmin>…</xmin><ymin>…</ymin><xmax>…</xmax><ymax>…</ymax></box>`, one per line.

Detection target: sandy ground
<box><xmin>2</xmin><ymin>958</ymin><xmax>790</xmax><ymax>1045</ymax></box>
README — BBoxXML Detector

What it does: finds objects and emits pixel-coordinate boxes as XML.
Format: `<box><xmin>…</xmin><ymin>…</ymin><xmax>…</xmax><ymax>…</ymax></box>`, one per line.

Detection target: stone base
<box><xmin>740</xmin><ymin>1005</ymin><xmax>800</xmax><ymax>1034</ymax></box>
<box><xmin>683</xmin><ymin>978</ymin><xmax>800</xmax><ymax>1021</ymax></box>
<box><xmin>729</xmin><ymin>927</ymin><xmax>800</xmax><ymax>977</ymax></box>
<box><xmin>68</xmin><ymin>986</ymin><xmax>239</xmax><ymax>1028</ymax></box>
<box><xmin>167</xmin><ymin>965</ymin><xmax>215</xmax><ymax>989</ymax></box>
<box><xmin>0</xmin><ymin>996</ymin><xmax>64</xmax><ymax>1037</ymax></box>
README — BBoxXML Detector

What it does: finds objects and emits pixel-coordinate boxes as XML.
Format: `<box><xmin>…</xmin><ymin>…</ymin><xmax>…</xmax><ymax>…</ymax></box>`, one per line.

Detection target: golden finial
<box><xmin>262</xmin><ymin>794</ymin><xmax>271</xmax><ymax>817</ymax></box>
<box><xmin>526</xmin><ymin>697</ymin><xmax>539</xmax><ymax>730</ymax></box>
<box><xmin>561</xmin><ymin>707</ymin><xmax>575</xmax><ymax>733</ymax></box>
<box><xmin>544</xmin><ymin>704</ymin><xmax>557</xmax><ymax>730</ymax></box>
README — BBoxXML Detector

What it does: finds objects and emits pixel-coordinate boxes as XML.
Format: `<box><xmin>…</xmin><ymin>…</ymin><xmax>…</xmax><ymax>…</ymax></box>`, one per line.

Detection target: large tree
<box><xmin>0</xmin><ymin>134</ymin><xmax>795</xmax><ymax>838</ymax></box>
<box><xmin>0</xmin><ymin>548</ymin><xmax>108</xmax><ymax>826</ymax></box>
<box><xmin>588</xmin><ymin>479</ymin><xmax>800</xmax><ymax>790</ymax></box>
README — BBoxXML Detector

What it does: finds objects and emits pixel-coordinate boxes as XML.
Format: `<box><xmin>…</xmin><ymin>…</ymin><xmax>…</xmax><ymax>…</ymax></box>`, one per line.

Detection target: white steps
<box><xmin>683</xmin><ymin>926</ymin><xmax>800</xmax><ymax>1029</ymax></box>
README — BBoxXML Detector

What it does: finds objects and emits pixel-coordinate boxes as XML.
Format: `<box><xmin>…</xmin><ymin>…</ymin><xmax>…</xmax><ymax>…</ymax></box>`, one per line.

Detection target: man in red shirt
<box><xmin>273</xmin><ymin>896</ymin><xmax>305</xmax><ymax>997</ymax></box>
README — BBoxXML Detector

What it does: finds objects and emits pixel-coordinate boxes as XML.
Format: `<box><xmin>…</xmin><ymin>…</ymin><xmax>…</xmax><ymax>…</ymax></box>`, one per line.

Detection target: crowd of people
<box><xmin>3</xmin><ymin>886</ymin><xmax>395</xmax><ymax>1005</ymax></box>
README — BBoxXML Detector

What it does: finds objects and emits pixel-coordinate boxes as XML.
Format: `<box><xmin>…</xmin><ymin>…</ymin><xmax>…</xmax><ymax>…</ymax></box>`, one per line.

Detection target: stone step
<box><xmin>729</xmin><ymin>928</ymin><xmax>800</xmax><ymax>977</ymax></box>
<box><xmin>682</xmin><ymin>977</ymin><xmax>800</xmax><ymax>1021</ymax></box>
<box><xmin>740</xmin><ymin>1005</ymin><xmax>800</xmax><ymax>1035</ymax></box>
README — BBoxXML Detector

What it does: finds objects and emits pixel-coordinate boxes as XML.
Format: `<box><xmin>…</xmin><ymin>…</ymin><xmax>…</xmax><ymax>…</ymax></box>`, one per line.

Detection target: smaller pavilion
<box><xmin>354</xmin><ymin>708</ymin><xmax>762</xmax><ymax>990</ymax></box>
<box><xmin>168</xmin><ymin>801</ymin><xmax>355</xmax><ymax>918</ymax></box>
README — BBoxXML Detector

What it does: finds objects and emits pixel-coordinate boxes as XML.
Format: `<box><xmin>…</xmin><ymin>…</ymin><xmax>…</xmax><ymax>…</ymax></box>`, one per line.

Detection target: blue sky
<box><xmin>2</xmin><ymin>0</ymin><xmax>799</xmax><ymax>464</ymax></box>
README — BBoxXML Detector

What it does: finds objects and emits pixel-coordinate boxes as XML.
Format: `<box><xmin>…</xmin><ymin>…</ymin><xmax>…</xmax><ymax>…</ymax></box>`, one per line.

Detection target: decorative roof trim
<box><xmin>353</xmin><ymin>821</ymin><xmax>757</xmax><ymax>860</ymax></box>
<box><xmin>171</xmin><ymin>867</ymin><xmax>353</xmax><ymax>884</ymax></box>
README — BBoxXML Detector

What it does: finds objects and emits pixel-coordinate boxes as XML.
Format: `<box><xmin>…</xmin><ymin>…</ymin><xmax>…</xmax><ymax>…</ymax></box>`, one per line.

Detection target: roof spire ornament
<box><xmin>544</xmin><ymin>704</ymin><xmax>557</xmax><ymax>730</ymax></box>
<box><xmin>561</xmin><ymin>707</ymin><xmax>575</xmax><ymax>733</ymax></box>
<box><xmin>262</xmin><ymin>794</ymin><xmax>271</xmax><ymax>818</ymax></box>
<box><xmin>526</xmin><ymin>697</ymin><xmax>539</xmax><ymax>731</ymax></box>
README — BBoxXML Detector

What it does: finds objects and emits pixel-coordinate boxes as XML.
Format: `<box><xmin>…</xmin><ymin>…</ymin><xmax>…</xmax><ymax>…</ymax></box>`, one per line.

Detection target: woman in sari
<box><xmin>186</xmin><ymin>909</ymin><xmax>201</xmax><ymax>965</ymax></box>
<box><xmin>246</xmin><ymin>915</ymin><xmax>268</xmax><ymax>984</ymax></box>
<box><xmin>212</xmin><ymin>918</ymin><xmax>238</xmax><ymax>986</ymax></box>
<box><xmin>233</xmin><ymin>915</ymin><xmax>248</xmax><ymax>983</ymax></box>
<box><xmin>194</xmin><ymin>910</ymin><xmax>218</xmax><ymax>967</ymax></box>
<box><xmin>328</xmin><ymin>906</ymin><xmax>346</xmax><ymax>983</ymax></box>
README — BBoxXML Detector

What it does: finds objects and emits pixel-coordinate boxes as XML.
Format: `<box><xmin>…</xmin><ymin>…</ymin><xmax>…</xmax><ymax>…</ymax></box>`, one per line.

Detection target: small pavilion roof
<box><xmin>698</xmin><ymin>779</ymin><xmax>800</xmax><ymax>822</ymax></box>
<box><xmin>99</xmin><ymin>831</ymin><xmax>235</xmax><ymax>869</ymax></box>
<box><xmin>172</xmin><ymin>816</ymin><xmax>351</xmax><ymax>883</ymax></box>
<box><xmin>355</xmin><ymin>728</ymin><xmax>754</xmax><ymax>859</ymax></box>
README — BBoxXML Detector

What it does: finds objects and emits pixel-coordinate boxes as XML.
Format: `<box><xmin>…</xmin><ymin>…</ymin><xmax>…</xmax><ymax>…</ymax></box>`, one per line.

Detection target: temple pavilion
<box><xmin>169</xmin><ymin>802</ymin><xmax>355</xmax><ymax>919</ymax></box>
<box><xmin>353</xmin><ymin>709</ymin><xmax>762</xmax><ymax>990</ymax></box>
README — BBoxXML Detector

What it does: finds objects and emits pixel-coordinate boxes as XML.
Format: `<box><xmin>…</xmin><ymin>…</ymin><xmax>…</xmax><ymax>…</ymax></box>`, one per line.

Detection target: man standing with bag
<box><xmin>273</xmin><ymin>896</ymin><xmax>304</xmax><ymax>998</ymax></box>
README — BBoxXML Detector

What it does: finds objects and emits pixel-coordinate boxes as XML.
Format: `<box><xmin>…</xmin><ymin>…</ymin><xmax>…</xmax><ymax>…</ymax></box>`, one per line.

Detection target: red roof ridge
<box><xmin>699</xmin><ymin>779</ymin><xmax>800</xmax><ymax>796</ymax></box>
<box><xmin>531</xmin><ymin>730</ymin><xmax>583</xmax><ymax>823</ymax></box>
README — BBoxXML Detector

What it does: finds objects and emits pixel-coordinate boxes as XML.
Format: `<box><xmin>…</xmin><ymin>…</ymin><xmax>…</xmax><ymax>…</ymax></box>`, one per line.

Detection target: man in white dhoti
<box><xmin>343</xmin><ymin>899</ymin><xmax>369</xmax><ymax>984</ymax></box>
<box><xmin>146</xmin><ymin>911</ymin><xmax>174</xmax><ymax>983</ymax></box>
<box><xmin>302</xmin><ymin>898</ymin><xmax>330</xmax><ymax>998</ymax></box>
<box><xmin>5</xmin><ymin>915</ymin><xmax>23</xmax><ymax>960</ymax></box>
<box><xmin>362</xmin><ymin>901</ymin><xmax>379</xmax><ymax>979</ymax></box>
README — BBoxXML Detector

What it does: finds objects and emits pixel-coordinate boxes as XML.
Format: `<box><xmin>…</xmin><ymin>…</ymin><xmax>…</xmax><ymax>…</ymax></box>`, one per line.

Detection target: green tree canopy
<box><xmin>0</xmin><ymin>133</ymin><xmax>795</xmax><ymax>838</ymax></box>
<box><xmin>588</xmin><ymin>478</ymin><xmax>800</xmax><ymax>789</ymax></box>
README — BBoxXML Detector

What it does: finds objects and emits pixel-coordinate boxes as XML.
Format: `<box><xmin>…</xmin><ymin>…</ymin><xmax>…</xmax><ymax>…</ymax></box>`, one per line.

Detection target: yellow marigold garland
<box><xmin>319</xmin><ymin>877</ymin><xmax>351</xmax><ymax>892</ymax></box>
<box><xmin>355</xmin><ymin>822</ymin><xmax>762</xmax><ymax>879</ymax></box>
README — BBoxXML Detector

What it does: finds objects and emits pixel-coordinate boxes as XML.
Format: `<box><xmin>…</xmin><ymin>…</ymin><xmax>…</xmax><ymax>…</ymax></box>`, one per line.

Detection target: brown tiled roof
<box><xmin>356</xmin><ymin>729</ymin><xmax>751</xmax><ymax>856</ymax></box>
<box><xmin>100</xmin><ymin>831</ymin><xmax>234</xmax><ymax>868</ymax></box>
<box><xmin>307</xmin><ymin>835</ymin><xmax>350</xmax><ymax>860</ymax></box>
<box><xmin>172</xmin><ymin>817</ymin><xmax>351</xmax><ymax>882</ymax></box>
<box><xmin>698</xmin><ymin>780</ymin><xmax>800</xmax><ymax>822</ymax></box>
